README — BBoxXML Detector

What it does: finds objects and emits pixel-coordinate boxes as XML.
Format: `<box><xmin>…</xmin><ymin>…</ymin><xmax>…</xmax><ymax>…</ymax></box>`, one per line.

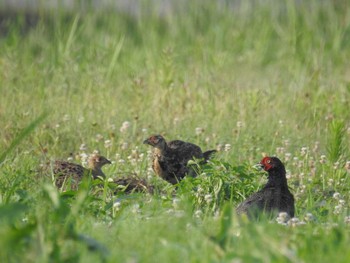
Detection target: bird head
<box><xmin>259</xmin><ymin>156</ymin><xmax>285</xmax><ymax>172</ymax></box>
<box><xmin>143</xmin><ymin>134</ymin><xmax>166</xmax><ymax>149</ymax></box>
<box><xmin>88</xmin><ymin>154</ymin><xmax>111</xmax><ymax>169</ymax></box>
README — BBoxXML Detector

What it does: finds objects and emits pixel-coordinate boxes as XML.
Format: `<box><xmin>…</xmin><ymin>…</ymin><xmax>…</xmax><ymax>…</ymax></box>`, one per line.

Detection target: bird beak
<box><xmin>253</xmin><ymin>163</ymin><xmax>264</xmax><ymax>170</ymax></box>
<box><xmin>106</xmin><ymin>159</ymin><xmax>112</xmax><ymax>164</ymax></box>
<box><xmin>143</xmin><ymin>139</ymin><xmax>150</xmax><ymax>145</ymax></box>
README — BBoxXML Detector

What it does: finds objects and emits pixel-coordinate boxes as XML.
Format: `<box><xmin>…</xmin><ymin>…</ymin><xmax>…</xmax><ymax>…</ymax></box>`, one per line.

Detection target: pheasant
<box><xmin>143</xmin><ymin>134</ymin><xmax>216</xmax><ymax>184</ymax></box>
<box><xmin>112</xmin><ymin>175</ymin><xmax>154</xmax><ymax>194</ymax></box>
<box><xmin>236</xmin><ymin>156</ymin><xmax>295</xmax><ymax>218</ymax></box>
<box><xmin>52</xmin><ymin>154</ymin><xmax>111</xmax><ymax>190</ymax></box>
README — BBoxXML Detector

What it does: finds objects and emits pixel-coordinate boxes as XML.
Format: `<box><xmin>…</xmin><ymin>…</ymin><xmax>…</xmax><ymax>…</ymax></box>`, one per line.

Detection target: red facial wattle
<box><xmin>261</xmin><ymin>157</ymin><xmax>273</xmax><ymax>171</ymax></box>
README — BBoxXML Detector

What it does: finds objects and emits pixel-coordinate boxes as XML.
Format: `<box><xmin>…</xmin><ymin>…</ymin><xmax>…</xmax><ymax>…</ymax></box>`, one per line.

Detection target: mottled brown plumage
<box><xmin>236</xmin><ymin>156</ymin><xmax>295</xmax><ymax>218</ymax></box>
<box><xmin>112</xmin><ymin>176</ymin><xmax>154</xmax><ymax>194</ymax></box>
<box><xmin>52</xmin><ymin>154</ymin><xmax>111</xmax><ymax>190</ymax></box>
<box><xmin>143</xmin><ymin>134</ymin><xmax>216</xmax><ymax>184</ymax></box>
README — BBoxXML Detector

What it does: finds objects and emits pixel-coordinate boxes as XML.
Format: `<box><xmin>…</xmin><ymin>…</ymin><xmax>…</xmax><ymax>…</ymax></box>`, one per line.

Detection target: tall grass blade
<box><xmin>0</xmin><ymin>113</ymin><xmax>47</xmax><ymax>165</ymax></box>
<box><xmin>64</xmin><ymin>15</ymin><xmax>80</xmax><ymax>57</ymax></box>
<box><xmin>106</xmin><ymin>36</ymin><xmax>125</xmax><ymax>79</ymax></box>
<box><xmin>327</xmin><ymin>119</ymin><xmax>345</xmax><ymax>163</ymax></box>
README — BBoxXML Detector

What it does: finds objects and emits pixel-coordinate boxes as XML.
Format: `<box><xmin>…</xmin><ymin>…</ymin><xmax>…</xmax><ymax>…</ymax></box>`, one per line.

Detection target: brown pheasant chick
<box><xmin>87</xmin><ymin>154</ymin><xmax>112</xmax><ymax>179</ymax></box>
<box><xmin>143</xmin><ymin>134</ymin><xmax>216</xmax><ymax>184</ymax></box>
<box><xmin>54</xmin><ymin>154</ymin><xmax>111</xmax><ymax>190</ymax></box>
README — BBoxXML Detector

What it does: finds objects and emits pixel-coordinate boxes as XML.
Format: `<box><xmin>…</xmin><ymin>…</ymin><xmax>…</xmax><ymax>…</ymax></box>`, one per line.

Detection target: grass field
<box><xmin>1</xmin><ymin>0</ymin><xmax>350</xmax><ymax>262</ymax></box>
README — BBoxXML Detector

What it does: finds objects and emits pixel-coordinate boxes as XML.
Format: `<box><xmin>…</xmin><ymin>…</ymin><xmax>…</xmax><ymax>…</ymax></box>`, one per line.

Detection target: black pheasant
<box><xmin>52</xmin><ymin>154</ymin><xmax>111</xmax><ymax>190</ymax></box>
<box><xmin>143</xmin><ymin>134</ymin><xmax>216</xmax><ymax>184</ymax></box>
<box><xmin>236</xmin><ymin>156</ymin><xmax>295</xmax><ymax>218</ymax></box>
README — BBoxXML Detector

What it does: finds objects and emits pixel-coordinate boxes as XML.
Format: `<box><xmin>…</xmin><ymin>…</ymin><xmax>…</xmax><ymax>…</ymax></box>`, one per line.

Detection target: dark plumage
<box><xmin>52</xmin><ymin>154</ymin><xmax>111</xmax><ymax>190</ymax></box>
<box><xmin>143</xmin><ymin>134</ymin><xmax>216</xmax><ymax>184</ymax></box>
<box><xmin>236</xmin><ymin>156</ymin><xmax>295</xmax><ymax>218</ymax></box>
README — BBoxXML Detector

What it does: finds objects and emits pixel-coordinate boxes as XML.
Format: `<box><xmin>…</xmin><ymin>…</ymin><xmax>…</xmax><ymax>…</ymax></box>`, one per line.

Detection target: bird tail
<box><xmin>202</xmin><ymin>150</ymin><xmax>217</xmax><ymax>163</ymax></box>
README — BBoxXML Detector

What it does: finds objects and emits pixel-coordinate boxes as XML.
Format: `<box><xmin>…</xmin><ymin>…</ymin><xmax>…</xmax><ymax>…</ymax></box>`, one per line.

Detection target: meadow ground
<box><xmin>1</xmin><ymin>0</ymin><xmax>350</xmax><ymax>262</ymax></box>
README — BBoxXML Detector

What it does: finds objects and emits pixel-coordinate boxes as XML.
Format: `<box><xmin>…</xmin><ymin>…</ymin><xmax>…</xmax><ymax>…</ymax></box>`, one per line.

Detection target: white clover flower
<box><xmin>279</xmin><ymin>120</ymin><xmax>284</xmax><ymax>126</ymax></box>
<box><xmin>333</xmin><ymin>192</ymin><xmax>341</xmax><ymax>200</ymax></box>
<box><xmin>309</xmin><ymin>158</ymin><xmax>315</xmax><ymax>167</ymax></box>
<box><xmin>109</xmin><ymin>124</ymin><xmax>116</xmax><ymax>130</ymax></box>
<box><xmin>276</xmin><ymin>147</ymin><xmax>285</xmax><ymax>154</ymax></box>
<box><xmin>80</xmin><ymin>153</ymin><xmax>88</xmax><ymax>166</ymax></box>
<box><xmin>120</xmin><ymin>121</ymin><xmax>131</xmax><ymax>133</ymax></box>
<box><xmin>63</xmin><ymin>114</ymin><xmax>70</xmax><ymax>122</ymax></box>
<box><xmin>334</xmin><ymin>205</ymin><xmax>342</xmax><ymax>214</ymax></box>
<box><xmin>131</xmin><ymin>204</ymin><xmax>140</xmax><ymax>214</ymax></box>
<box><xmin>333</xmin><ymin>162</ymin><xmax>340</xmax><ymax>170</ymax></box>
<box><xmin>195</xmin><ymin>127</ymin><xmax>204</xmax><ymax>135</ymax></box>
<box><xmin>345</xmin><ymin>161</ymin><xmax>350</xmax><ymax>171</ymax></box>
<box><xmin>236</xmin><ymin>121</ymin><xmax>243</xmax><ymax>128</ymax></box>
<box><xmin>327</xmin><ymin>179</ymin><xmax>334</xmax><ymax>186</ymax></box>
<box><xmin>278</xmin><ymin>212</ymin><xmax>289</xmax><ymax>220</ymax></box>
<box><xmin>141</xmin><ymin>128</ymin><xmax>148</xmax><ymax>133</ymax></box>
<box><xmin>300</xmin><ymin>147</ymin><xmax>308</xmax><ymax>156</ymax></box>
<box><xmin>344</xmin><ymin>216</ymin><xmax>350</xmax><ymax>224</ymax></box>
<box><xmin>298</xmin><ymin>161</ymin><xmax>303</xmax><ymax>168</ymax></box>
<box><xmin>285</xmin><ymin>153</ymin><xmax>292</xmax><ymax>162</ymax></box>
<box><xmin>95</xmin><ymin>134</ymin><xmax>103</xmax><ymax>142</ymax></box>
<box><xmin>79</xmin><ymin>144</ymin><xmax>87</xmax><ymax>151</ymax></box>
<box><xmin>197</xmin><ymin>187</ymin><xmax>204</xmax><ymax>193</ymax></box>
<box><xmin>284</xmin><ymin>139</ymin><xmax>290</xmax><ymax>147</ymax></box>
<box><xmin>276</xmin><ymin>219</ymin><xmax>287</xmax><ymax>225</ymax></box>
<box><xmin>276</xmin><ymin>212</ymin><xmax>290</xmax><ymax>224</ymax></box>
<box><xmin>146</xmin><ymin>150</ymin><xmax>153</xmax><ymax>159</ymax></box>
<box><xmin>173</xmin><ymin>117</ymin><xmax>180</xmax><ymax>125</ymax></box>
<box><xmin>172</xmin><ymin>198</ymin><xmax>181</xmax><ymax>209</ymax></box>
<box><xmin>174</xmin><ymin>210</ymin><xmax>185</xmax><ymax>218</ymax></box>
<box><xmin>216</xmin><ymin>144</ymin><xmax>224</xmax><ymax>152</ymax></box>
<box><xmin>304</xmin><ymin>213</ymin><xmax>315</xmax><ymax>222</ymax></box>
<box><xmin>286</xmin><ymin>170</ymin><xmax>291</xmax><ymax>180</ymax></box>
<box><xmin>80</xmin><ymin>152</ymin><xmax>88</xmax><ymax>159</ymax></box>
<box><xmin>113</xmin><ymin>200</ymin><xmax>121</xmax><ymax>210</ymax></box>
<box><xmin>78</xmin><ymin>116</ymin><xmax>85</xmax><ymax>123</ymax></box>
<box><xmin>339</xmin><ymin>199</ymin><xmax>346</xmax><ymax>206</ymax></box>
<box><xmin>67</xmin><ymin>156</ymin><xmax>73</xmax><ymax>162</ymax></box>
<box><xmin>213</xmin><ymin>210</ymin><xmax>220</xmax><ymax>220</ymax></box>
<box><xmin>319</xmin><ymin>155</ymin><xmax>326</xmax><ymax>164</ymax></box>
<box><xmin>224</xmin><ymin>144</ymin><xmax>231</xmax><ymax>152</ymax></box>
<box><xmin>104</xmin><ymin>139</ymin><xmax>112</xmax><ymax>149</ymax></box>
<box><xmin>55</xmin><ymin>124</ymin><xmax>60</xmax><ymax>129</ymax></box>
<box><xmin>204</xmin><ymin>194</ymin><xmax>213</xmax><ymax>203</ymax></box>
<box><xmin>287</xmin><ymin>217</ymin><xmax>306</xmax><ymax>227</ymax></box>
<box><xmin>121</xmin><ymin>142</ymin><xmax>128</xmax><ymax>150</ymax></box>
<box><xmin>194</xmin><ymin>210</ymin><xmax>203</xmax><ymax>218</ymax></box>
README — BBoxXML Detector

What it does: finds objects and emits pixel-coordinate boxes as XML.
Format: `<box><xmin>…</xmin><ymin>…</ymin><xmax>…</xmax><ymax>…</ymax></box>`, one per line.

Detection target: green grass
<box><xmin>1</xmin><ymin>0</ymin><xmax>350</xmax><ymax>262</ymax></box>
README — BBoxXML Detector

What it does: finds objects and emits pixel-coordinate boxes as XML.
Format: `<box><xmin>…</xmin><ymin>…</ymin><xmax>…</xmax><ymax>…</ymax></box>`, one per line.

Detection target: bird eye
<box><xmin>266</xmin><ymin>159</ymin><xmax>271</xmax><ymax>164</ymax></box>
